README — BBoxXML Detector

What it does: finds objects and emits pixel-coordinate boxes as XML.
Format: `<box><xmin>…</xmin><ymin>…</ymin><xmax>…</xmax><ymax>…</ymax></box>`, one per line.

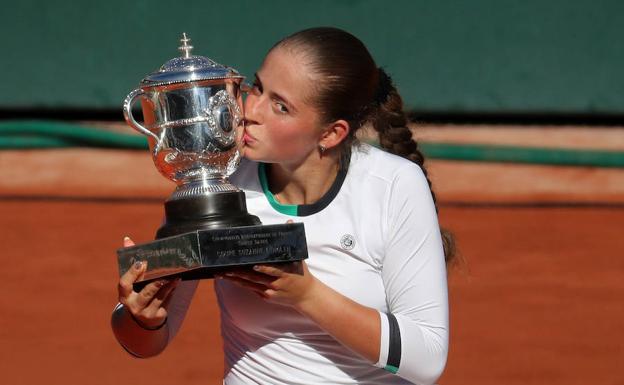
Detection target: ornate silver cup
<box><xmin>124</xmin><ymin>34</ymin><xmax>243</xmax><ymax>197</ymax></box>
<box><xmin>118</xmin><ymin>34</ymin><xmax>307</xmax><ymax>287</ymax></box>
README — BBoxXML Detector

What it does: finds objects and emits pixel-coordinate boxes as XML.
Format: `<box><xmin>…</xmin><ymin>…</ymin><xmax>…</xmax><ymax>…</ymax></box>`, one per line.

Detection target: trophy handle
<box><xmin>123</xmin><ymin>88</ymin><xmax>159</xmax><ymax>142</ymax></box>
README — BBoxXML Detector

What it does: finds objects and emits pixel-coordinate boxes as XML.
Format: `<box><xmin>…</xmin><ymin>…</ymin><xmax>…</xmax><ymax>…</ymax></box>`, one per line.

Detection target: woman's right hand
<box><xmin>117</xmin><ymin>237</ymin><xmax>180</xmax><ymax>330</ymax></box>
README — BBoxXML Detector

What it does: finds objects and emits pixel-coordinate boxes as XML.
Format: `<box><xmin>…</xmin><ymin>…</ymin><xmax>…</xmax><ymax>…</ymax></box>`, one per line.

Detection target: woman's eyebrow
<box><xmin>255</xmin><ymin>73</ymin><xmax>296</xmax><ymax>112</ymax></box>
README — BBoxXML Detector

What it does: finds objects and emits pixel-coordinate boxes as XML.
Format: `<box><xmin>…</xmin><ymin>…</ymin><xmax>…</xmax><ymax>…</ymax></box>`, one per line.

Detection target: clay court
<box><xmin>1</xmin><ymin>124</ymin><xmax>623</xmax><ymax>385</ymax></box>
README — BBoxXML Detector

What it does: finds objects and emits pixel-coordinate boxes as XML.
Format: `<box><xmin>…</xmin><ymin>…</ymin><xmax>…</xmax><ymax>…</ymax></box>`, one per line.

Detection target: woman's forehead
<box><xmin>259</xmin><ymin>48</ymin><xmax>319</xmax><ymax>105</ymax></box>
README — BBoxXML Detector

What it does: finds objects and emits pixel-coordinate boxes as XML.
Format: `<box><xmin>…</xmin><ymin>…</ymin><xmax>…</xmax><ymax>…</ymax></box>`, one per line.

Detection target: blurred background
<box><xmin>1</xmin><ymin>1</ymin><xmax>622</xmax><ymax>384</ymax></box>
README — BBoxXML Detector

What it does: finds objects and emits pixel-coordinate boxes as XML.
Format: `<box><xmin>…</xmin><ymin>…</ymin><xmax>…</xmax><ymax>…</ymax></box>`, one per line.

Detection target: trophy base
<box><xmin>156</xmin><ymin>190</ymin><xmax>261</xmax><ymax>238</ymax></box>
<box><xmin>118</xmin><ymin>223</ymin><xmax>308</xmax><ymax>291</ymax></box>
<box><xmin>117</xmin><ymin>190</ymin><xmax>307</xmax><ymax>291</ymax></box>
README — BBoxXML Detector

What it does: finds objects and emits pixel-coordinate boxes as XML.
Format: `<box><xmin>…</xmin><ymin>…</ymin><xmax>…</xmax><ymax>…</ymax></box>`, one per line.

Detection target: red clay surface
<box><xmin>1</xmin><ymin>139</ymin><xmax>623</xmax><ymax>384</ymax></box>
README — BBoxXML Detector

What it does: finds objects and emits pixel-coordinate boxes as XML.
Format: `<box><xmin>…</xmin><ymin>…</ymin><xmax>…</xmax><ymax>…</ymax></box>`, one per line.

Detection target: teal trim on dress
<box><xmin>258</xmin><ymin>163</ymin><xmax>298</xmax><ymax>216</ymax></box>
<box><xmin>384</xmin><ymin>365</ymin><xmax>399</xmax><ymax>374</ymax></box>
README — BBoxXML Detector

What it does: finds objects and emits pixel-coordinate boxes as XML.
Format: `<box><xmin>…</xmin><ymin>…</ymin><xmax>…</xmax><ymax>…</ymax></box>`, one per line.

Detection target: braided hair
<box><xmin>371</xmin><ymin>69</ymin><xmax>456</xmax><ymax>262</ymax></box>
<box><xmin>274</xmin><ymin>27</ymin><xmax>456</xmax><ymax>264</ymax></box>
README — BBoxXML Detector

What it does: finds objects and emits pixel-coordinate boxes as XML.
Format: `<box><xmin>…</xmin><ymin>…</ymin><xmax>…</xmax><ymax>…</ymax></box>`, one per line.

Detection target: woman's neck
<box><xmin>267</xmin><ymin>154</ymin><xmax>340</xmax><ymax>206</ymax></box>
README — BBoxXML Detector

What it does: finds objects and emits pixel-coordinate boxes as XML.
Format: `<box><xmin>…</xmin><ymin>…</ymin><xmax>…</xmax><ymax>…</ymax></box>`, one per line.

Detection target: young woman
<box><xmin>112</xmin><ymin>27</ymin><xmax>453</xmax><ymax>385</ymax></box>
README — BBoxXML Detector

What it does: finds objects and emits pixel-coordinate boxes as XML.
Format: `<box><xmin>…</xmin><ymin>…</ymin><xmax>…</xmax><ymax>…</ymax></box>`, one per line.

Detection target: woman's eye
<box><xmin>275</xmin><ymin>102</ymin><xmax>289</xmax><ymax>114</ymax></box>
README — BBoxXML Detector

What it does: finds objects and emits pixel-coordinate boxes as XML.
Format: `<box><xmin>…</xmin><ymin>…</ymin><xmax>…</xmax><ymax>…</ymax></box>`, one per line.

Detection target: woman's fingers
<box><xmin>118</xmin><ymin>260</ymin><xmax>146</xmax><ymax>299</ymax></box>
<box><xmin>226</xmin><ymin>270</ymin><xmax>276</xmax><ymax>287</ymax></box>
<box><xmin>254</xmin><ymin>262</ymin><xmax>302</xmax><ymax>276</ymax></box>
<box><xmin>118</xmin><ymin>236</ymin><xmax>142</xmax><ymax>299</ymax></box>
<box><xmin>123</xmin><ymin>236</ymin><xmax>135</xmax><ymax>248</ymax></box>
<box><xmin>123</xmin><ymin>278</ymin><xmax>173</xmax><ymax>325</ymax></box>
<box><xmin>253</xmin><ymin>264</ymin><xmax>284</xmax><ymax>277</ymax></box>
<box><xmin>144</xmin><ymin>279</ymin><xmax>179</xmax><ymax>314</ymax></box>
<box><xmin>135</xmin><ymin>279</ymin><xmax>170</xmax><ymax>309</ymax></box>
<box><xmin>117</xmin><ymin>235</ymin><xmax>175</xmax><ymax>328</ymax></box>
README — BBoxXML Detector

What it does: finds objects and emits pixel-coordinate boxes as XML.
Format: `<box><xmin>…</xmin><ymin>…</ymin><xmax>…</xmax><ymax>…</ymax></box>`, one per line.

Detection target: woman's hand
<box><xmin>220</xmin><ymin>261</ymin><xmax>320</xmax><ymax>310</ymax></box>
<box><xmin>117</xmin><ymin>237</ymin><xmax>179</xmax><ymax>329</ymax></box>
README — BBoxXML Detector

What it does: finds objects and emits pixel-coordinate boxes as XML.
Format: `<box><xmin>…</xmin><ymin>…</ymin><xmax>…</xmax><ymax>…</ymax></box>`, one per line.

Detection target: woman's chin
<box><xmin>243</xmin><ymin>152</ymin><xmax>276</xmax><ymax>164</ymax></box>
<box><xmin>240</xmin><ymin>147</ymin><xmax>261</xmax><ymax>161</ymax></box>
<box><xmin>237</xmin><ymin>144</ymin><xmax>247</xmax><ymax>158</ymax></box>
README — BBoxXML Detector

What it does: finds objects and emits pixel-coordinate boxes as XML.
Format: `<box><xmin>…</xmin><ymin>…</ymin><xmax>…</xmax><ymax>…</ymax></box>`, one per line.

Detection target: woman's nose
<box><xmin>243</xmin><ymin>93</ymin><xmax>261</xmax><ymax>124</ymax></box>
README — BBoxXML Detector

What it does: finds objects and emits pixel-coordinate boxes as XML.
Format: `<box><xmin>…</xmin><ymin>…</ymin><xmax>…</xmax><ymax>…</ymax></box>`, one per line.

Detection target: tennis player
<box><xmin>112</xmin><ymin>27</ymin><xmax>454</xmax><ymax>385</ymax></box>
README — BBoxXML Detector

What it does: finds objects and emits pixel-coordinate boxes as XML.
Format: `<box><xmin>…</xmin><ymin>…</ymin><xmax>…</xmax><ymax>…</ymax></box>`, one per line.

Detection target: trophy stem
<box><xmin>170</xmin><ymin>178</ymin><xmax>239</xmax><ymax>201</ymax></box>
<box><xmin>156</xmin><ymin>191</ymin><xmax>261</xmax><ymax>239</ymax></box>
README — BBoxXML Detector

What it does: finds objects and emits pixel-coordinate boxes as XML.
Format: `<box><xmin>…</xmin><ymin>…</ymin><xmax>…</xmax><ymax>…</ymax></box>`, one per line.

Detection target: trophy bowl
<box><xmin>124</xmin><ymin>34</ymin><xmax>244</xmax><ymax>191</ymax></box>
<box><xmin>123</xmin><ymin>33</ymin><xmax>260</xmax><ymax>237</ymax></box>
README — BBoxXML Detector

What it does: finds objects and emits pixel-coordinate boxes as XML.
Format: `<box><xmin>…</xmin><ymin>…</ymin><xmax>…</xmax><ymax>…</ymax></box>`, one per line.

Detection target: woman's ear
<box><xmin>319</xmin><ymin>119</ymin><xmax>350</xmax><ymax>150</ymax></box>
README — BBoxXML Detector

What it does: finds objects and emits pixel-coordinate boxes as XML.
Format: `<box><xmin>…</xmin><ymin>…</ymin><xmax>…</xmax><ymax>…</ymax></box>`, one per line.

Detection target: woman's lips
<box><xmin>243</xmin><ymin>131</ymin><xmax>256</xmax><ymax>144</ymax></box>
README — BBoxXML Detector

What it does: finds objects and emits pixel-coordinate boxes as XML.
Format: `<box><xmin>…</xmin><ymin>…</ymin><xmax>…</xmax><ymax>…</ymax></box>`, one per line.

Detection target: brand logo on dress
<box><xmin>340</xmin><ymin>234</ymin><xmax>355</xmax><ymax>250</ymax></box>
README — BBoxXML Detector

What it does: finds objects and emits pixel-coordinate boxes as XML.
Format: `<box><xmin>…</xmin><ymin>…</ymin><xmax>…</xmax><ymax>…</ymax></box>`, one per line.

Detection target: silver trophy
<box><xmin>118</xmin><ymin>34</ymin><xmax>307</xmax><ymax>288</ymax></box>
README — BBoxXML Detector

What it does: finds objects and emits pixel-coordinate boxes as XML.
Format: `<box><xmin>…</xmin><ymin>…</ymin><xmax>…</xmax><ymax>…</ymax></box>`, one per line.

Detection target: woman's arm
<box><xmin>373</xmin><ymin>163</ymin><xmax>449</xmax><ymax>383</ymax></box>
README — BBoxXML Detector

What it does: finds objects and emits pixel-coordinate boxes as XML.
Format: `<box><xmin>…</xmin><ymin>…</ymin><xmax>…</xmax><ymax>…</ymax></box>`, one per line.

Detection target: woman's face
<box><xmin>242</xmin><ymin>47</ymin><xmax>324</xmax><ymax>165</ymax></box>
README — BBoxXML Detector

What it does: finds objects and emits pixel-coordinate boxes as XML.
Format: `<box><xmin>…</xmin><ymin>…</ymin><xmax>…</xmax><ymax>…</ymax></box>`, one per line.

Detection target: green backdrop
<box><xmin>2</xmin><ymin>0</ymin><xmax>623</xmax><ymax>114</ymax></box>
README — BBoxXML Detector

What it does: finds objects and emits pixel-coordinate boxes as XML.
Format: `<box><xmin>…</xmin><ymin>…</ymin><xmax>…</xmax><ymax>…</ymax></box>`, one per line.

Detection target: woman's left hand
<box><xmin>219</xmin><ymin>261</ymin><xmax>319</xmax><ymax>310</ymax></box>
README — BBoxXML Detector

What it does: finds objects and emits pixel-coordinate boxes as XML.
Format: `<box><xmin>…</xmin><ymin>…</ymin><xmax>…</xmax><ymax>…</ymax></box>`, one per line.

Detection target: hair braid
<box><xmin>371</xmin><ymin>69</ymin><xmax>456</xmax><ymax>263</ymax></box>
